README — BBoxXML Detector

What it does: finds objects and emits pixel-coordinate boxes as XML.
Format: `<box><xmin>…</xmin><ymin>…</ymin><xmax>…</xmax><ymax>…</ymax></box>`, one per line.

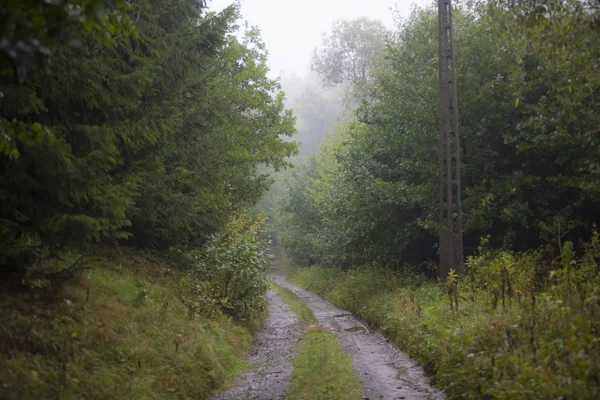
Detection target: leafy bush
<box><xmin>288</xmin><ymin>233</ymin><xmax>600</xmax><ymax>399</ymax></box>
<box><xmin>179</xmin><ymin>215</ymin><xmax>271</xmax><ymax>330</ymax></box>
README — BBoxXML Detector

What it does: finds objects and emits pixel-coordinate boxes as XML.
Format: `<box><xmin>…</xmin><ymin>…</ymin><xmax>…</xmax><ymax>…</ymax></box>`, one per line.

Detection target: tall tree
<box><xmin>312</xmin><ymin>17</ymin><xmax>389</xmax><ymax>96</ymax></box>
<box><xmin>0</xmin><ymin>0</ymin><xmax>297</xmax><ymax>273</ymax></box>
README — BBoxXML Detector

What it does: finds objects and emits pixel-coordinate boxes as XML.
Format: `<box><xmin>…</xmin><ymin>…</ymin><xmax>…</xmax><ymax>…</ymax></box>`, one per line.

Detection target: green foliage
<box><xmin>1</xmin><ymin>0</ymin><xmax>297</xmax><ymax>272</ymax></box>
<box><xmin>312</xmin><ymin>17</ymin><xmax>389</xmax><ymax>97</ymax></box>
<box><xmin>178</xmin><ymin>215</ymin><xmax>271</xmax><ymax>330</ymax></box>
<box><xmin>277</xmin><ymin>0</ymin><xmax>600</xmax><ymax>270</ymax></box>
<box><xmin>0</xmin><ymin>252</ymin><xmax>252</xmax><ymax>399</ymax></box>
<box><xmin>287</xmin><ymin>327</ymin><xmax>364</xmax><ymax>400</ymax></box>
<box><xmin>0</xmin><ymin>0</ymin><xmax>136</xmax><ymax>156</ymax></box>
<box><xmin>288</xmin><ymin>233</ymin><xmax>600</xmax><ymax>399</ymax></box>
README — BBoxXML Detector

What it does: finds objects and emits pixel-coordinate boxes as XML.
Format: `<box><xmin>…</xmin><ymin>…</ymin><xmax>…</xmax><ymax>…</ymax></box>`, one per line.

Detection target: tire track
<box><xmin>272</xmin><ymin>275</ymin><xmax>445</xmax><ymax>400</ymax></box>
<box><xmin>215</xmin><ymin>290</ymin><xmax>303</xmax><ymax>400</ymax></box>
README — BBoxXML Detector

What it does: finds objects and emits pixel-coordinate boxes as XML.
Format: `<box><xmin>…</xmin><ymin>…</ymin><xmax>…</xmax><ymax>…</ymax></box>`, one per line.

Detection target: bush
<box><xmin>287</xmin><ymin>233</ymin><xmax>600</xmax><ymax>399</ymax></box>
<box><xmin>179</xmin><ymin>215</ymin><xmax>271</xmax><ymax>330</ymax></box>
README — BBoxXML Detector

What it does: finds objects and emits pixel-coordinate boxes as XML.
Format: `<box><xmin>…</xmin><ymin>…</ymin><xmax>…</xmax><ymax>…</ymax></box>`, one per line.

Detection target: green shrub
<box><xmin>287</xmin><ymin>233</ymin><xmax>600</xmax><ymax>399</ymax></box>
<box><xmin>180</xmin><ymin>215</ymin><xmax>271</xmax><ymax>330</ymax></box>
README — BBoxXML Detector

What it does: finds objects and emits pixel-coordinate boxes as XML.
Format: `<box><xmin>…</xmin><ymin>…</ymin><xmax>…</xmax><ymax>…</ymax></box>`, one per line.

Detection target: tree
<box><xmin>0</xmin><ymin>0</ymin><xmax>297</xmax><ymax>273</ymax></box>
<box><xmin>277</xmin><ymin>1</ymin><xmax>600</xmax><ymax>270</ymax></box>
<box><xmin>312</xmin><ymin>17</ymin><xmax>389</xmax><ymax>95</ymax></box>
<box><xmin>0</xmin><ymin>0</ymin><xmax>135</xmax><ymax>157</ymax></box>
<box><xmin>283</xmin><ymin>76</ymin><xmax>344</xmax><ymax>156</ymax></box>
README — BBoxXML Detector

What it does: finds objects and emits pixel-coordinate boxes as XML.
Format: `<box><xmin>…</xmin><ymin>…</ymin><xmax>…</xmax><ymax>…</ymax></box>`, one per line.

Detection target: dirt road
<box><xmin>272</xmin><ymin>275</ymin><xmax>445</xmax><ymax>400</ymax></box>
<box><xmin>215</xmin><ymin>290</ymin><xmax>303</xmax><ymax>400</ymax></box>
<box><xmin>216</xmin><ymin>275</ymin><xmax>444</xmax><ymax>400</ymax></box>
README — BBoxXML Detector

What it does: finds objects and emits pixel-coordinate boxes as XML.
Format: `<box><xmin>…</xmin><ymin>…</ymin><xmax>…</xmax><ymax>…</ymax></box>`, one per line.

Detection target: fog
<box><xmin>207</xmin><ymin>0</ymin><xmax>432</xmax><ymax>79</ymax></box>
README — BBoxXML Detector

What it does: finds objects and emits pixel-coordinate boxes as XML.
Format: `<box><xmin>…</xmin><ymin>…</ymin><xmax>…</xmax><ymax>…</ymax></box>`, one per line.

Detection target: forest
<box><xmin>1</xmin><ymin>0</ymin><xmax>600</xmax><ymax>399</ymax></box>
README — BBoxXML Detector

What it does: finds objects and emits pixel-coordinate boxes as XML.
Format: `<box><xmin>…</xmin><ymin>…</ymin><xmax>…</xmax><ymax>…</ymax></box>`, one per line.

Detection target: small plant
<box><xmin>446</xmin><ymin>269</ymin><xmax>459</xmax><ymax>313</ymax></box>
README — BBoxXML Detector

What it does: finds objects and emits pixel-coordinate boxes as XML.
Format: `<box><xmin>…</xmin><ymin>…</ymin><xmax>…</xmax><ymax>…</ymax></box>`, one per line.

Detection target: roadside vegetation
<box><xmin>288</xmin><ymin>232</ymin><xmax>600</xmax><ymax>399</ymax></box>
<box><xmin>1</xmin><ymin>253</ymin><xmax>252</xmax><ymax>399</ymax></box>
<box><xmin>1</xmin><ymin>215</ymin><xmax>272</xmax><ymax>399</ymax></box>
<box><xmin>271</xmin><ymin>282</ymin><xmax>363</xmax><ymax>400</ymax></box>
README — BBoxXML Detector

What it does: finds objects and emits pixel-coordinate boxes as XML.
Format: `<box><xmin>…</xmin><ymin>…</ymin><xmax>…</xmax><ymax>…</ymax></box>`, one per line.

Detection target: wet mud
<box><xmin>215</xmin><ymin>290</ymin><xmax>303</xmax><ymax>400</ymax></box>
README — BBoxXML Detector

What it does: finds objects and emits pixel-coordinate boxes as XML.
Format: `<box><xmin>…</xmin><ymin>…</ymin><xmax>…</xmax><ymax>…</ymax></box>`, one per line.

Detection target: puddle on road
<box><xmin>344</xmin><ymin>325</ymin><xmax>369</xmax><ymax>333</ymax></box>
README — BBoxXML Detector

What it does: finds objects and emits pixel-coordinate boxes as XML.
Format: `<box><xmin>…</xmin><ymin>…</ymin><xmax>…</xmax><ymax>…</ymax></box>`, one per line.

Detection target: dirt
<box><xmin>272</xmin><ymin>275</ymin><xmax>445</xmax><ymax>400</ymax></box>
<box><xmin>214</xmin><ymin>290</ymin><xmax>303</xmax><ymax>400</ymax></box>
<box><xmin>215</xmin><ymin>272</ymin><xmax>445</xmax><ymax>400</ymax></box>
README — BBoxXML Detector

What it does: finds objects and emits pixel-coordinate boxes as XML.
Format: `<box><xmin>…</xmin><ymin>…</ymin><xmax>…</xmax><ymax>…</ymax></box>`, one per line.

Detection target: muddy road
<box><xmin>272</xmin><ymin>275</ymin><xmax>445</xmax><ymax>400</ymax></box>
<box><xmin>215</xmin><ymin>290</ymin><xmax>303</xmax><ymax>400</ymax></box>
<box><xmin>216</xmin><ymin>274</ymin><xmax>444</xmax><ymax>400</ymax></box>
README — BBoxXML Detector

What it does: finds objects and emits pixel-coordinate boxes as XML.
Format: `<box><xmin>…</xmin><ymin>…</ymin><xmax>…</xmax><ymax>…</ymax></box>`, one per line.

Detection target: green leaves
<box><xmin>180</xmin><ymin>215</ymin><xmax>271</xmax><ymax>327</ymax></box>
<box><xmin>278</xmin><ymin>0</ymin><xmax>600</xmax><ymax>270</ymax></box>
<box><xmin>1</xmin><ymin>0</ymin><xmax>298</xmax><ymax>270</ymax></box>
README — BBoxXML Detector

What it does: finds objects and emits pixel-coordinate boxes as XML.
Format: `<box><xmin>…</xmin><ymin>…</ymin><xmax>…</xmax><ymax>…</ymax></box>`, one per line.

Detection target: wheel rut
<box><xmin>215</xmin><ymin>290</ymin><xmax>303</xmax><ymax>400</ymax></box>
<box><xmin>272</xmin><ymin>275</ymin><xmax>445</xmax><ymax>400</ymax></box>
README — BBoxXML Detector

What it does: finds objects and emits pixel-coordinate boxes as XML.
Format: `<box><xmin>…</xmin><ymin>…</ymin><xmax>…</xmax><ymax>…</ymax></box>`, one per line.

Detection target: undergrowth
<box><xmin>0</xmin><ymin>253</ymin><xmax>256</xmax><ymax>399</ymax></box>
<box><xmin>287</xmin><ymin>233</ymin><xmax>600</xmax><ymax>399</ymax></box>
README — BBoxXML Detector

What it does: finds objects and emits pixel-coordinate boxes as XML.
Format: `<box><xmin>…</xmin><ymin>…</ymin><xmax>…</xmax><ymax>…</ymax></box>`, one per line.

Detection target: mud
<box><xmin>272</xmin><ymin>275</ymin><xmax>446</xmax><ymax>400</ymax></box>
<box><xmin>214</xmin><ymin>290</ymin><xmax>303</xmax><ymax>400</ymax></box>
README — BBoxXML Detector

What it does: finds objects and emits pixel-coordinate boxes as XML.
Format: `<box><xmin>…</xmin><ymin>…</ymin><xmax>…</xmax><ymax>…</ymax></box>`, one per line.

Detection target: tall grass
<box><xmin>0</xmin><ymin>254</ymin><xmax>254</xmax><ymax>399</ymax></box>
<box><xmin>288</xmin><ymin>234</ymin><xmax>600</xmax><ymax>399</ymax></box>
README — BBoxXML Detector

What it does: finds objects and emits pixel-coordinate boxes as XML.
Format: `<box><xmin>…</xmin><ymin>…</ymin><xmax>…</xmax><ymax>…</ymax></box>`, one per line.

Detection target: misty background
<box><xmin>208</xmin><ymin>0</ymin><xmax>430</xmax><ymax>156</ymax></box>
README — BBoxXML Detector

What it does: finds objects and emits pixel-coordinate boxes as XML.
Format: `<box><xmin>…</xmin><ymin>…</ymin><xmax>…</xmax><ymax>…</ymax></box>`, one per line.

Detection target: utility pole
<box><xmin>438</xmin><ymin>0</ymin><xmax>463</xmax><ymax>279</ymax></box>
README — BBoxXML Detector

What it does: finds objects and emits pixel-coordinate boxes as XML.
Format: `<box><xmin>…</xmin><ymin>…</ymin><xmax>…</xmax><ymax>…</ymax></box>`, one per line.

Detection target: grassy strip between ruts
<box><xmin>270</xmin><ymin>281</ymin><xmax>317</xmax><ymax>324</ymax></box>
<box><xmin>269</xmin><ymin>281</ymin><xmax>363</xmax><ymax>400</ymax></box>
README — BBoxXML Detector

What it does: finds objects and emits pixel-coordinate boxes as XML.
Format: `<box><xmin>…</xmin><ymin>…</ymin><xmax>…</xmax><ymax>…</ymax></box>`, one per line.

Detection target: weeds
<box><xmin>0</xmin><ymin>254</ymin><xmax>253</xmax><ymax>399</ymax></box>
<box><xmin>288</xmin><ymin>232</ymin><xmax>600</xmax><ymax>399</ymax></box>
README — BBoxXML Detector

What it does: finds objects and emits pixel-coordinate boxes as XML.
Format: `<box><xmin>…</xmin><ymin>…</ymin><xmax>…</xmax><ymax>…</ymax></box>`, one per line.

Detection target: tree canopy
<box><xmin>0</xmin><ymin>0</ymin><xmax>297</xmax><ymax>272</ymax></box>
<box><xmin>277</xmin><ymin>0</ymin><xmax>600</xmax><ymax>270</ymax></box>
<box><xmin>312</xmin><ymin>17</ymin><xmax>389</xmax><ymax>96</ymax></box>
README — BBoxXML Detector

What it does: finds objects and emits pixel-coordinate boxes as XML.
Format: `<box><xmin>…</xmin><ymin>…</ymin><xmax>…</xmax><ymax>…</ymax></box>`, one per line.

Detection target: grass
<box><xmin>270</xmin><ymin>280</ymin><xmax>363</xmax><ymax>400</ymax></box>
<box><xmin>287</xmin><ymin>327</ymin><xmax>364</xmax><ymax>400</ymax></box>
<box><xmin>287</xmin><ymin>255</ymin><xmax>600</xmax><ymax>400</ymax></box>
<box><xmin>0</xmin><ymin>252</ymin><xmax>254</xmax><ymax>400</ymax></box>
<box><xmin>270</xmin><ymin>281</ymin><xmax>317</xmax><ymax>324</ymax></box>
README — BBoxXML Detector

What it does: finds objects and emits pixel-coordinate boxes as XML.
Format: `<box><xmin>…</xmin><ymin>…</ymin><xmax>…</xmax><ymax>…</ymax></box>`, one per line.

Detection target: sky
<box><xmin>207</xmin><ymin>0</ymin><xmax>432</xmax><ymax>79</ymax></box>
